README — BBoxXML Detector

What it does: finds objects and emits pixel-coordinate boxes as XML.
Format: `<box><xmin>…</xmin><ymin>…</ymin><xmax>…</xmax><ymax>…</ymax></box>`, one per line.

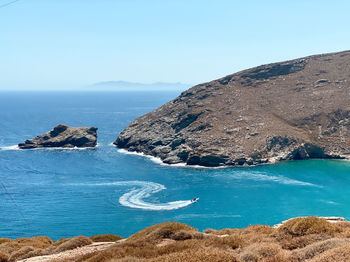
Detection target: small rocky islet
<box><xmin>115</xmin><ymin>50</ymin><xmax>350</xmax><ymax>167</ymax></box>
<box><xmin>18</xmin><ymin>124</ymin><xmax>98</xmax><ymax>149</ymax></box>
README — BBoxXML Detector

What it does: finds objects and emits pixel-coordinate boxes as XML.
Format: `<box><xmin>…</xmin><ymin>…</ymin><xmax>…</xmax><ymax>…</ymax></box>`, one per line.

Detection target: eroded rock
<box><xmin>115</xmin><ymin>50</ymin><xmax>350</xmax><ymax>166</ymax></box>
<box><xmin>18</xmin><ymin>124</ymin><xmax>98</xmax><ymax>149</ymax></box>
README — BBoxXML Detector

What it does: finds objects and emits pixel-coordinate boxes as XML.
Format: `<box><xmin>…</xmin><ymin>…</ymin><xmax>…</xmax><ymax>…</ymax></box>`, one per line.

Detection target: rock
<box><xmin>115</xmin><ymin>50</ymin><xmax>350</xmax><ymax>167</ymax></box>
<box><xmin>18</xmin><ymin>124</ymin><xmax>98</xmax><ymax>149</ymax></box>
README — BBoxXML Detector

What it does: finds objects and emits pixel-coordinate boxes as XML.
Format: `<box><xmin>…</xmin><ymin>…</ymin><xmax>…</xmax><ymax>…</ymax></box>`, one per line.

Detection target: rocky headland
<box><xmin>115</xmin><ymin>50</ymin><xmax>350</xmax><ymax>167</ymax></box>
<box><xmin>18</xmin><ymin>124</ymin><xmax>98</xmax><ymax>149</ymax></box>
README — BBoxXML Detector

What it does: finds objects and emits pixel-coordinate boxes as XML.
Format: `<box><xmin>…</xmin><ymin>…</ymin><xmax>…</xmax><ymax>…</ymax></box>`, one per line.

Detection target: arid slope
<box><xmin>115</xmin><ymin>50</ymin><xmax>350</xmax><ymax>166</ymax></box>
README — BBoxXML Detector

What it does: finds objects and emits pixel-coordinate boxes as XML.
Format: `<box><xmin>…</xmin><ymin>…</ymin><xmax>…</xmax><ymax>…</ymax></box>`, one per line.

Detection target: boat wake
<box><xmin>71</xmin><ymin>180</ymin><xmax>195</xmax><ymax>211</ymax></box>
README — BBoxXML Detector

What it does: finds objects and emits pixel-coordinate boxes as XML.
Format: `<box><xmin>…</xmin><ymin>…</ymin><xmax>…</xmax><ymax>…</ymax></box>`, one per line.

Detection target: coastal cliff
<box><xmin>115</xmin><ymin>50</ymin><xmax>350</xmax><ymax>166</ymax></box>
<box><xmin>18</xmin><ymin>124</ymin><xmax>98</xmax><ymax>149</ymax></box>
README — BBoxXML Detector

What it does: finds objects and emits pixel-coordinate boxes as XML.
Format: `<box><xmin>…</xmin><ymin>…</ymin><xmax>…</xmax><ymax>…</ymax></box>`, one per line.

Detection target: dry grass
<box><xmin>127</xmin><ymin>222</ymin><xmax>197</xmax><ymax>242</ymax></box>
<box><xmin>53</xmin><ymin>238</ymin><xmax>72</xmax><ymax>246</ymax></box>
<box><xmin>277</xmin><ymin>217</ymin><xmax>341</xmax><ymax>238</ymax></box>
<box><xmin>278</xmin><ymin>234</ymin><xmax>331</xmax><ymax>250</ymax></box>
<box><xmin>289</xmin><ymin>238</ymin><xmax>350</xmax><ymax>261</ymax></box>
<box><xmin>0</xmin><ymin>240</ymin><xmax>10</xmax><ymax>245</ymax></box>
<box><xmin>239</xmin><ymin>242</ymin><xmax>286</xmax><ymax>262</ymax></box>
<box><xmin>0</xmin><ymin>236</ymin><xmax>53</xmax><ymax>255</ymax></box>
<box><xmin>8</xmin><ymin>246</ymin><xmax>35</xmax><ymax>262</ymax></box>
<box><xmin>90</xmin><ymin>234</ymin><xmax>124</xmax><ymax>242</ymax></box>
<box><xmin>4</xmin><ymin>217</ymin><xmax>350</xmax><ymax>262</ymax></box>
<box><xmin>147</xmin><ymin>247</ymin><xmax>240</xmax><ymax>262</ymax></box>
<box><xmin>0</xmin><ymin>251</ymin><xmax>8</xmax><ymax>262</ymax></box>
<box><xmin>309</xmin><ymin>243</ymin><xmax>350</xmax><ymax>262</ymax></box>
<box><xmin>54</xmin><ymin>235</ymin><xmax>93</xmax><ymax>253</ymax></box>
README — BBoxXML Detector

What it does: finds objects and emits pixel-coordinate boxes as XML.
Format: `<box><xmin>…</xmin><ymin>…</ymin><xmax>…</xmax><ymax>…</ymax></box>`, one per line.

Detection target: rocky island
<box><xmin>115</xmin><ymin>50</ymin><xmax>350</xmax><ymax>167</ymax></box>
<box><xmin>18</xmin><ymin>124</ymin><xmax>98</xmax><ymax>149</ymax></box>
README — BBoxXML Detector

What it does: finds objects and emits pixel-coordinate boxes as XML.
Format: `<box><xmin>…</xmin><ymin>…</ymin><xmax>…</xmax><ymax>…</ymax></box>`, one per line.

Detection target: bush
<box><xmin>239</xmin><ymin>243</ymin><xmax>284</xmax><ymax>262</ymax></box>
<box><xmin>53</xmin><ymin>238</ymin><xmax>71</xmax><ymax>246</ymax></box>
<box><xmin>0</xmin><ymin>251</ymin><xmax>8</xmax><ymax>262</ymax></box>
<box><xmin>309</xmin><ymin>243</ymin><xmax>350</xmax><ymax>262</ymax></box>
<box><xmin>278</xmin><ymin>217</ymin><xmax>341</xmax><ymax>237</ymax></box>
<box><xmin>8</xmin><ymin>246</ymin><xmax>35</xmax><ymax>262</ymax></box>
<box><xmin>54</xmin><ymin>235</ymin><xmax>93</xmax><ymax>253</ymax></box>
<box><xmin>222</xmin><ymin>235</ymin><xmax>245</xmax><ymax>249</ymax></box>
<box><xmin>289</xmin><ymin>238</ymin><xmax>350</xmax><ymax>261</ymax></box>
<box><xmin>0</xmin><ymin>240</ymin><xmax>10</xmax><ymax>245</ymax></box>
<box><xmin>0</xmin><ymin>236</ymin><xmax>53</xmax><ymax>255</ymax></box>
<box><xmin>128</xmin><ymin>222</ymin><xmax>197</xmax><ymax>242</ymax></box>
<box><xmin>278</xmin><ymin>234</ymin><xmax>331</xmax><ymax>250</ymax></box>
<box><xmin>90</xmin><ymin>234</ymin><xmax>123</xmax><ymax>242</ymax></box>
<box><xmin>147</xmin><ymin>247</ymin><xmax>240</xmax><ymax>262</ymax></box>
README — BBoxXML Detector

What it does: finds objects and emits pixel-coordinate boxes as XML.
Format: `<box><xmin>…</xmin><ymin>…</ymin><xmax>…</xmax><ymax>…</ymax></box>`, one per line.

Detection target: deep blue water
<box><xmin>1</xmin><ymin>91</ymin><xmax>350</xmax><ymax>240</ymax></box>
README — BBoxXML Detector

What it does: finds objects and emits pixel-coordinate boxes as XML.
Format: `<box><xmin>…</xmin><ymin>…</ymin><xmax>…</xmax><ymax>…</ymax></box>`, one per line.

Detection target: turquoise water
<box><xmin>1</xmin><ymin>91</ymin><xmax>350</xmax><ymax>240</ymax></box>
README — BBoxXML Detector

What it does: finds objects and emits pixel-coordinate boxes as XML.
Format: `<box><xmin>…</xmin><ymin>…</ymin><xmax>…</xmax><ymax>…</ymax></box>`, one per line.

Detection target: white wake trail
<box><xmin>73</xmin><ymin>181</ymin><xmax>195</xmax><ymax>211</ymax></box>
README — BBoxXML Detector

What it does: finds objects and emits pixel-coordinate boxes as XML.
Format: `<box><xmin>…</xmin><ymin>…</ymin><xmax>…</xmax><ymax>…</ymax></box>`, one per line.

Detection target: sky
<box><xmin>1</xmin><ymin>0</ymin><xmax>350</xmax><ymax>90</ymax></box>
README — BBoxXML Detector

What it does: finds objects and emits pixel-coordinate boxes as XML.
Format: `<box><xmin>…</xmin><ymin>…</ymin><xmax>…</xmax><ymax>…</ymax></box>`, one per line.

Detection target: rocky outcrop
<box><xmin>19</xmin><ymin>124</ymin><xmax>98</xmax><ymax>149</ymax></box>
<box><xmin>115</xmin><ymin>50</ymin><xmax>350</xmax><ymax>166</ymax></box>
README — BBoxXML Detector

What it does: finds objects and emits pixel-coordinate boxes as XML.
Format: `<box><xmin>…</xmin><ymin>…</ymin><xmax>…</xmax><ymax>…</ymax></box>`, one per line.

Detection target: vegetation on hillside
<box><xmin>2</xmin><ymin>217</ymin><xmax>350</xmax><ymax>261</ymax></box>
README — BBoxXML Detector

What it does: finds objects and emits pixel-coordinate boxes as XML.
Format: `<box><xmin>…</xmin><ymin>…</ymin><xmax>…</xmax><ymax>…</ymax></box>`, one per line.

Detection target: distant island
<box><xmin>115</xmin><ymin>50</ymin><xmax>350</xmax><ymax>167</ymax></box>
<box><xmin>90</xmin><ymin>81</ymin><xmax>191</xmax><ymax>91</ymax></box>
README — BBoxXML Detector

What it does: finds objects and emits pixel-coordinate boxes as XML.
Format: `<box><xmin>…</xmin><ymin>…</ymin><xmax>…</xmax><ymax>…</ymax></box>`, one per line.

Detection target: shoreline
<box><xmin>116</xmin><ymin>147</ymin><xmax>350</xmax><ymax>169</ymax></box>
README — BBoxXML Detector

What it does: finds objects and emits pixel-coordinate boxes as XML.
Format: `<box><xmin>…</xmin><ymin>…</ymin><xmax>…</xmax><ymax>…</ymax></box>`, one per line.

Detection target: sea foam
<box><xmin>0</xmin><ymin>144</ymin><xmax>99</xmax><ymax>151</ymax></box>
<box><xmin>117</xmin><ymin>148</ymin><xmax>225</xmax><ymax>169</ymax></box>
<box><xmin>228</xmin><ymin>171</ymin><xmax>320</xmax><ymax>187</ymax></box>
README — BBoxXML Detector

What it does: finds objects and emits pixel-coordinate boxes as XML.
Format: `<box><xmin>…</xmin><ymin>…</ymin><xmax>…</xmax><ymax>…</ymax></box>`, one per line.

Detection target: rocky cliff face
<box><xmin>115</xmin><ymin>50</ymin><xmax>350</xmax><ymax>166</ymax></box>
<box><xmin>19</xmin><ymin>124</ymin><xmax>98</xmax><ymax>149</ymax></box>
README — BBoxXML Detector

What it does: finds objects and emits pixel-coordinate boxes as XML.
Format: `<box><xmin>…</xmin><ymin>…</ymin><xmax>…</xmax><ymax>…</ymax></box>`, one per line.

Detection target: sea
<box><xmin>1</xmin><ymin>91</ymin><xmax>350</xmax><ymax>240</ymax></box>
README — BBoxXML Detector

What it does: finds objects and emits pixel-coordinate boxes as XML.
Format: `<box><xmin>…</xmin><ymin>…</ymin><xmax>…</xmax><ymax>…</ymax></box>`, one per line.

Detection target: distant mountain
<box><xmin>90</xmin><ymin>81</ymin><xmax>191</xmax><ymax>91</ymax></box>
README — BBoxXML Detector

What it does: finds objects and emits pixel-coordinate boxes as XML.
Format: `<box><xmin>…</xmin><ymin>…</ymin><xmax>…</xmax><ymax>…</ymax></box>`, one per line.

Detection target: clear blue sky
<box><xmin>1</xmin><ymin>0</ymin><xmax>350</xmax><ymax>90</ymax></box>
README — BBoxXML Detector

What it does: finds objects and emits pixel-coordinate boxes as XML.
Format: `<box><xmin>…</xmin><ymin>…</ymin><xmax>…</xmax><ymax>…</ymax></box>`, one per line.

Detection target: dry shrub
<box><xmin>278</xmin><ymin>217</ymin><xmax>341</xmax><ymax>237</ymax></box>
<box><xmin>53</xmin><ymin>238</ymin><xmax>72</xmax><ymax>246</ymax></box>
<box><xmin>54</xmin><ymin>235</ymin><xmax>93</xmax><ymax>253</ymax></box>
<box><xmin>85</xmin><ymin>240</ymin><xmax>159</xmax><ymax>261</ymax></box>
<box><xmin>90</xmin><ymin>234</ymin><xmax>123</xmax><ymax>242</ymax></box>
<box><xmin>222</xmin><ymin>235</ymin><xmax>245</xmax><ymax>249</ymax></box>
<box><xmin>0</xmin><ymin>240</ymin><xmax>10</xmax><ymax>245</ymax></box>
<box><xmin>171</xmin><ymin>230</ymin><xmax>204</xmax><ymax>241</ymax></box>
<box><xmin>289</xmin><ymin>238</ymin><xmax>350</xmax><ymax>261</ymax></box>
<box><xmin>242</xmin><ymin>225</ymin><xmax>275</xmax><ymax>235</ymax></box>
<box><xmin>128</xmin><ymin>222</ymin><xmax>197</xmax><ymax>242</ymax></box>
<box><xmin>85</xmin><ymin>239</ymin><xmax>204</xmax><ymax>262</ymax></box>
<box><xmin>147</xmin><ymin>247</ymin><xmax>240</xmax><ymax>262</ymax></box>
<box><xmin>25</xmin><ymin>248</ymin><xmax>48</xmax><ymax>259</ymax></box>
<box><xmin>278</xmin><ymin>234</ymin><xmax>331</xmax><ymax>250</ymax></box>
<box><xmin>309</xmin><ymin>243</ymin><xmax>350</xmax><ymax>262</ymax></box>
<box><xmin>203</xmin><ymin>228</ymin><xmax>216</xmax><ymax>234</ymax></box>
<box><xmin>110</xmin><ymin>257</ymin><xmax>143</xmax><ymax>262</ymax></box>
<box><xmin>209</xmin><ymin>228</ymin><xmax>241</xmax><ymax>236</ymax></box>
<box><xmin>0</xmin><ymin>236</ymin><xmax>53</xmax><ymax>255</ymax></box>
<box><xmin>201</xmin><ymin>235</ymin><xmax>245</xmax><ymax>250</ymax></box>
<box><xmin>171</xmin><ymin>230</ymin><xmax>193</xmax><ymax>241</ymax></box>
<box><xmin>334</xmin><ymin>221</ymin><xmax>350</xmax><ymax>238</ymax></box>
<box><xmin>8</xmin><ymin>246</ymin><xmax>35</xmax><ymax>262</ymax></box>
<box><xmin>263</xmin><ymin>254</ymin><xmax>291</xmax><ymax>262</ymax></box>
<box><xmin>239</xmin><ymin>243</ymin><xmax>284</xmax><ymax>262</ymax></box>
<box><xmin>0</xmin><ymin>251</ymin><xmax>8</xmax><ymax>262</ymax></box>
